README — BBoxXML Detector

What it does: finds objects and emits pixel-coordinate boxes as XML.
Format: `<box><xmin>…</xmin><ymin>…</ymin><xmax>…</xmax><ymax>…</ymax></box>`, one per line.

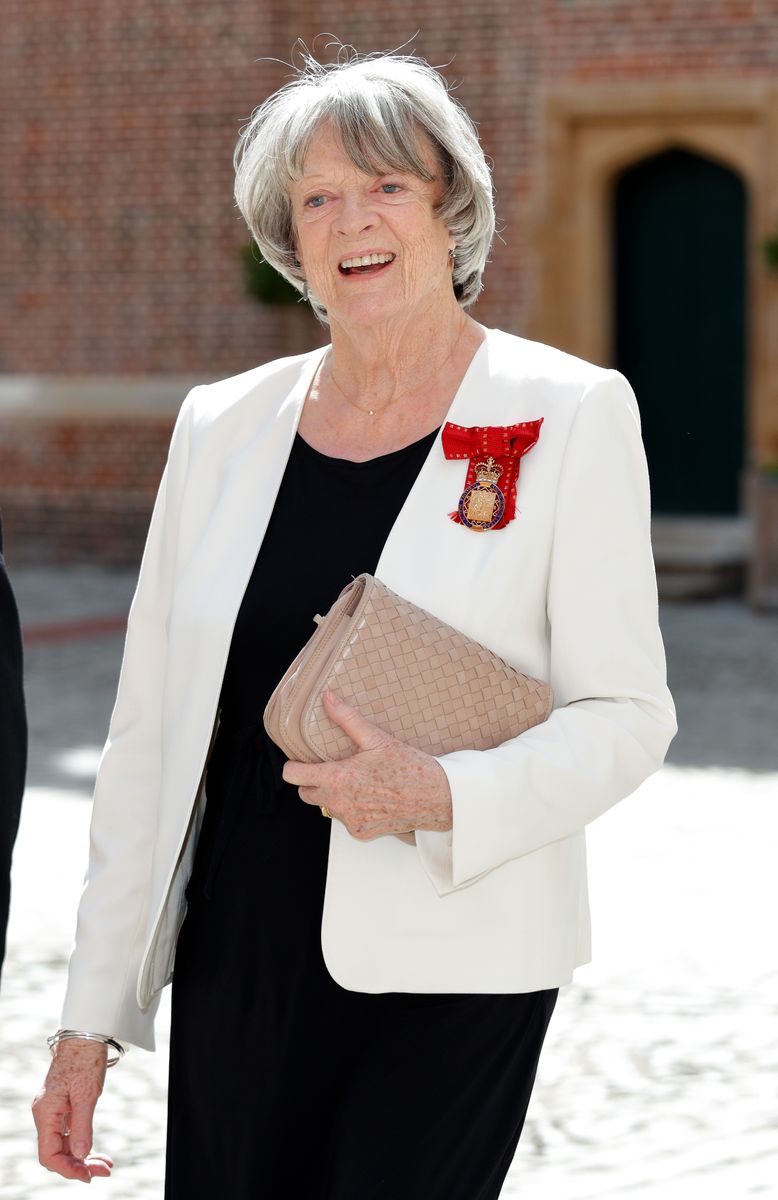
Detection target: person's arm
<box><xmin>33</xmin><ymin>385</ymin><xmax>205</xmax><ymax>1184</ymax></box>
<box><xmin>59</xmin><ymin>384</ymin><xmax>204</xmax><ymax>1045</ymax></box>
<box><xmin>414</xmin><ymin>369</ymin><xmax>677</xmax><ymax>895</ymax></box>
<box><xmin>0</xmin><ymin>513</ymin><xmax>27</xmax><ymax>978</ymax></box>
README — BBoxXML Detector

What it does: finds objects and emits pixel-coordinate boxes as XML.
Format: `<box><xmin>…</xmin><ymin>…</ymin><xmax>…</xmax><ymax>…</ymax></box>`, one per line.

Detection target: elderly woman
<box><xmin>33</xmin><ymin>48</ymin><xmax>676</xmax><ymax>1198</ymax></box>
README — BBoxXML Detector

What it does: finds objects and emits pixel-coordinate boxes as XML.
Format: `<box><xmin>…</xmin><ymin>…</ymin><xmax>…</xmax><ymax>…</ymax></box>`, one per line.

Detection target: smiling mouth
<box><xmin>338</xmin><ymin>252</ymin><xmax>396</xmax><ymax>276</ymax></box>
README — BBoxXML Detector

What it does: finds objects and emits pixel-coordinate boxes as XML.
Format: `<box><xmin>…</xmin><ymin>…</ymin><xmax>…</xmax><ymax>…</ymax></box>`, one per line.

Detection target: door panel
<box><xmin>613</xmin><ymin>147</ymin><xmax>747</xmax><ymax>515</ymax></box>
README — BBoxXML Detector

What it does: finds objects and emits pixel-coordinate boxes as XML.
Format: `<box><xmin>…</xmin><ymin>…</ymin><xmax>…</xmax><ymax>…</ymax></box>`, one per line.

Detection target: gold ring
<box><xmin>321</xmin><ymin>805</ymin><xmax>333</xmax><ymax>819</ymax></box>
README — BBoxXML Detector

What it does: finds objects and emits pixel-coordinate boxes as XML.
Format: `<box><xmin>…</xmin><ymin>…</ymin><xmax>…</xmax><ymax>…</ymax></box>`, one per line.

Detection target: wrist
<box><xmin>47</xmin><ymin>1029</ymin><xmax>126</xmax><ymax>1067</ymax></box>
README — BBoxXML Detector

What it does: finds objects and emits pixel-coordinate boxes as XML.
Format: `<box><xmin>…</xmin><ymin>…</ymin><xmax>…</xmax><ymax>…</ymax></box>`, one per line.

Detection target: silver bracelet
<box><xmin>47</xmin><ymin>1029</ymin><xmax>126</xmax><ymax>1068</ymax></box>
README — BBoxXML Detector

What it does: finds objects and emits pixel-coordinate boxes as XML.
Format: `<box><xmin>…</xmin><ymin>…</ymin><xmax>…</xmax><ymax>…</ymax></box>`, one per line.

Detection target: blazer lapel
<box><xmin>189</xmin><ymin>346</ymin><xmax>329</xmax><ymax>633</ymax></box>
<box><xmin>374</xmin><ymin>327</ymin><xmax>549</xmax><ymax>642</ymax></box>
<box><xmin>159</xmin><ymin>348</ymin><xmax>328</xmax><ymax>837</ymax></box>
<box><xmin>224</xmin><ymin>346</ymin><xmax>329</xmax><ymax>577</ymax></box>
<box><xmin>374</xmin><ymin>328</ymin><xmax>498</xmax><ymax>622</ymax></box>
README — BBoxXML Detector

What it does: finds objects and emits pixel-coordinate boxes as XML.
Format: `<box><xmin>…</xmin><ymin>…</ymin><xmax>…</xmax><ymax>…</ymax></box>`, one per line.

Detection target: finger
<box><xmin>57</xmin><ymin>1148</ymin><xmax>111</xmax><ymax>1183</ymax></box>
<box><xmin>33</xmin><ymin>1082</ymin><xmax>108</xmax><ymax>1183</ymax></box>
<box><xmin>297</xmin><ymin>785</ymin><xmax>328</xmax><ymax>809</ymax></box>
<box><xmin>41</xmin><ymin>1143</ymin><xmax>93</xmax><ymax>1183</ymax></box>
<box><xmin>322</xmin><ymin>690</ymin><xmax>388</xmax><ymax>750</ymax></box>
<box><xmin>59</xmin><ymin>1136</ymin><xmax>113</xmax><ymax>1182</ymax></box>
<box><xmin>35</xmin><ymin>1121</ymin><xmax>64</xmax><ymax>1162</ymax></box>
<box><xmin>282</xmin><ymin>759</ymin><xmax>333</xmax><ymax>787</ymax></box>
<box><xmin>69</xmin><ymin>1098</ymin><xmax>96</xmax><ymax>1162</ymax></box>
<box><xmin>34</xmin><ymin>1099</ymin><xmax>70</xmax><ymax>1166</ymax></box>
<box><xmin>83</xmin><ymin>1152</ymin><xmax>113</xmax><ymax>1178</ymax></box>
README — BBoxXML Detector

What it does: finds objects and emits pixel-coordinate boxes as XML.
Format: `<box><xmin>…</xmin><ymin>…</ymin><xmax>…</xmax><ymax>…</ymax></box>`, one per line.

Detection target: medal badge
<box><xmin>442</xmin><ymin>419</ymin><xmax>544</xmax><ymax>532</ymax></box>
<box><xmin>458</xmin><ymin>456</ymin><xmax>506</xmax><ymax>531</ymax></box>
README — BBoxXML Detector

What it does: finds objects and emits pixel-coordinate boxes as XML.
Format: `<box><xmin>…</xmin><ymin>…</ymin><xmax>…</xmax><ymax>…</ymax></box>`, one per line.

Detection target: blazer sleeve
<box><xmin>414</xmin><ymin>369</ymin><xmax>677</xmax><ymax>896</ymax></box>
<box><xmin>60</xmin><ymin>386</ymin><xmax>202</xmax><ymax>1044</ymax></box>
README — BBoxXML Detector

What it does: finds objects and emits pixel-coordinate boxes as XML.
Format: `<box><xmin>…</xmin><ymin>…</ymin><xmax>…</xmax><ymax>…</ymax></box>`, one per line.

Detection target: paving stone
<box><xmin>1</xmin><ymin>568</ymin><xmax>776</xmax><ymax>1198</ymax></box>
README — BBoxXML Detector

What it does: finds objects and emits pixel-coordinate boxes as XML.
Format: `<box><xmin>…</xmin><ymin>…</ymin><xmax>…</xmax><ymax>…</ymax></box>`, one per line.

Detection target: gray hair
<box><xmin>233</xmin><ymin>46</ymin><xmax>495</xmax><ymax>323</ymax></box>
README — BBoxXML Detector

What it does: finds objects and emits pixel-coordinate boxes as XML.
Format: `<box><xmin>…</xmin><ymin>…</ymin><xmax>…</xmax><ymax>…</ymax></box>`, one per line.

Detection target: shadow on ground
<box><xmin>661</xmin><ymin>599</ymin><xmax>778</xmax><ymax>773</ymax></box>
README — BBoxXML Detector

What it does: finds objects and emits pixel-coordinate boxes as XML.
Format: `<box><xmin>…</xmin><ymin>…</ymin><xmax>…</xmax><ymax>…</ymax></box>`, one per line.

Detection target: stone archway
<box><xmin>529</xmin><ymin>82</ymin><xmax>778</xmax><ymax>504</ymax></box>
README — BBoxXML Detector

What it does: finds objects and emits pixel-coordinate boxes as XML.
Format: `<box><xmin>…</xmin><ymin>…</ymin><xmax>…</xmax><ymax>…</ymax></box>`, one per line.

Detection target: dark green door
<box><xmin>613</xmin><ymin>147</ymin><xmax>747</xmax><ymax>514</ymax></box>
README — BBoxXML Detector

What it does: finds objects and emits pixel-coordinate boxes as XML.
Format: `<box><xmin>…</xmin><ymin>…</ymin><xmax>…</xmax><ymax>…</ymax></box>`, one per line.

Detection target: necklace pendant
<box><xmin>457</xmin><ymin>456</ymin><xmax>506</xmax><ymax>531</ymax></box>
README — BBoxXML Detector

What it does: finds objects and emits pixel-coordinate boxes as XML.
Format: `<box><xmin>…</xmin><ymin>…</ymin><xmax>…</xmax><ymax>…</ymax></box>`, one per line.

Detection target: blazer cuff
<box><xmin>414</xmin><ymin>828</ymin><xmax>455</xmax><ymax>896</ymax></box>
<box><xmin>415</xmin><ymin>753</ymin><xmax>495</xmax><ymax>896</ymax></box>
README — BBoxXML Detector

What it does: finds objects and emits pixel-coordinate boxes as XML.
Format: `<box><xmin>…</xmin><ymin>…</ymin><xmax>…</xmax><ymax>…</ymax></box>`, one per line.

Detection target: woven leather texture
<box><xmin>264</xmin><ymin>574</ymin><xmax>552</xmax><ymax>763</ymax></box>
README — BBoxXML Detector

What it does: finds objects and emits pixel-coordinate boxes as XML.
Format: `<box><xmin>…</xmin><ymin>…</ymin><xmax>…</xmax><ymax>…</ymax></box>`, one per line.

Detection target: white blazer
<box><xmin>60</xmin><ymin>326</ymin><xmax>676</xmax><ymax>1051</ymax></box>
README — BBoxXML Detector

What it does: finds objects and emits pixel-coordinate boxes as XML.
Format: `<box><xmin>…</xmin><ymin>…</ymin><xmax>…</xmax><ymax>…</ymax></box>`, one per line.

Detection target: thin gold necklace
<box><xmin>326</xmin><ymin>321</ymin><xmax>468</xmax><ymax>417</ymax></box>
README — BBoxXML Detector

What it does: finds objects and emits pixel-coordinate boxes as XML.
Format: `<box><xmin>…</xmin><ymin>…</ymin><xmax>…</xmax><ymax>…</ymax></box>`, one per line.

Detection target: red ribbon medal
<box><xmin>441</xmin><ymin>419</ymin><xmax>543</xmax><ymax>531</ymax></box>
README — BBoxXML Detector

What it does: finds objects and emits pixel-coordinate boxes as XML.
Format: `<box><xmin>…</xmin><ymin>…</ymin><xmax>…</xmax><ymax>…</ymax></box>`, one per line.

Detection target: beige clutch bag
<box><xmin>263</xmin><ymin>573</ymin><xmax>552</xmax><ymax>764</ymax></box>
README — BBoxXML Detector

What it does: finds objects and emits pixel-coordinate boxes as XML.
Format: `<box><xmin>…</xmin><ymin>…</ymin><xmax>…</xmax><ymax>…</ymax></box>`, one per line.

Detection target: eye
<box><xmin>379</xmin><ymin>183</ymin><xmax>402</xmax><ymax>194</ymax></box>
<box><xmin>304</xmin><ymin>194</ymin><xmax>327</xmax><ymax>209</ymax></box>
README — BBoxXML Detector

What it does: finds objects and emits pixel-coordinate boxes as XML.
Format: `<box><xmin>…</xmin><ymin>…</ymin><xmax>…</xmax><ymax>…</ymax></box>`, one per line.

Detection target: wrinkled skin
<box><xmin>283</xmin><ymin>689</ymin><xmax>454</xmax><ymax>839</ymax></box>
<box><xmin>32</xmin><ymin>1039</ymin><xmax>113</xmax><ymax>1183</ymax></box>
<box><xmin>290</xmin><ymin>121</ymin><xmax>457</xmax><ymax>354</ymax></box>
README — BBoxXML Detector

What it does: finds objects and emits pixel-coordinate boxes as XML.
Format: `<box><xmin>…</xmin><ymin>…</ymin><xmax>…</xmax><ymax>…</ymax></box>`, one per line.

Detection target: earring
<box><xmin>303</xmin><ymin>281</ymin><xmax>309</xmax><ymax>302</ymax></box>
<box><xmin>448</xmin><ymin>247</ymin><xmax>456</xmax><ymax>261</ymax></box>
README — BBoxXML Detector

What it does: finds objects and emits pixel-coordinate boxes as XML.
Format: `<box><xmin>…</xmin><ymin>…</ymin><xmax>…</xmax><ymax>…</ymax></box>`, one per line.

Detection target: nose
<box><xmin>335</xmin><ymin>191</ymin><xmax>377</xmax><ymax>239</ymax></box>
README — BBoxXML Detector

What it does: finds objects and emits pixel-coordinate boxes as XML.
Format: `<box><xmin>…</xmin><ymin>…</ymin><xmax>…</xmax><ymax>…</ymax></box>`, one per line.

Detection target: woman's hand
<box><xmin>282</xmin><ymin>690</ymin><xmax>453</xmax><ymax>840</ymax></box>
<box><xmin>32</xmin><ymin>1039</ymin><xmax>114</xmax><ymax>1183</ymax></box>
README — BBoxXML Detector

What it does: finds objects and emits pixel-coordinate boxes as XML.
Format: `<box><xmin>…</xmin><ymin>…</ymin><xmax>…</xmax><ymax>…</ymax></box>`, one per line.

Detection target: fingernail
<box><xmin>74</xmin><ymin>1142</ymin><xmax>88</xmax><ymax>1158</ymax></box>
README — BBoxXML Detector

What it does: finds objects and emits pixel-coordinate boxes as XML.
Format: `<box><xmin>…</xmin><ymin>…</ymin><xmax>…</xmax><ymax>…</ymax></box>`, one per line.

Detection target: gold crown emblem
<box><xmin>473</xmin><ymin>456</ymin><xmax>503</xmax><ymax>485</ymax></box>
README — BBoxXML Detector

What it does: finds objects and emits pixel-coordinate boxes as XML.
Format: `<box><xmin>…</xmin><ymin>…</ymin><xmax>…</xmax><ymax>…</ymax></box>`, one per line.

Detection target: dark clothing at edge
<box><xmin>0</xmin><ymin>513</ymin><xmax>27</xmax><ymax>979</ymax></box>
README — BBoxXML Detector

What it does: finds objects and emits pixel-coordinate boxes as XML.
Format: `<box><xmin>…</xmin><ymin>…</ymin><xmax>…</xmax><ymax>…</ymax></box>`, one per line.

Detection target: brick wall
<box><xmin>1</xmin><ymin>1</ymin><xmax>776</xmax><ymax>562</ymax></box>
<box><xmin>0</xmin><ymin>416</ymin><xmax>173</xmax><ymax>563</ymax></box>
<box><xmin>0</xmin><ymin>1</ymin><xmax>323</xmax><ymax>376</ymax></box>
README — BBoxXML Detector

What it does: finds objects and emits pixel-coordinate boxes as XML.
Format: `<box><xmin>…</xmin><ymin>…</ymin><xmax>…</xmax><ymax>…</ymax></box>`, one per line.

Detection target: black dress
<box><xmin>165</xmin><ymin>428</ymin><xmax>558</xmax><ymax>1200</ymax></box>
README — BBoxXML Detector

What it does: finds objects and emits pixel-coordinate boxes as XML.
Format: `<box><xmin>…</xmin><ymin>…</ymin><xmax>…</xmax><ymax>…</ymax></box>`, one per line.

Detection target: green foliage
<box><xmin>761</xmin><ymin>228</ymin><xmax>778</xmax><ymax>273</ymax></box>
<box><xmin>238</xmin><ymin>243</ymin><xmax>302</xmax><ymax>306</ymax></box>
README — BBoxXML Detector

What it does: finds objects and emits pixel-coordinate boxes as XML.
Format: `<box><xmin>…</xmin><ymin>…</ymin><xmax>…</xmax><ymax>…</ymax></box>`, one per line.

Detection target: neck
<box><xmin>327</xmin><ymin>291</ymin><xmax>475</xmax><ymax>411</ymax></box>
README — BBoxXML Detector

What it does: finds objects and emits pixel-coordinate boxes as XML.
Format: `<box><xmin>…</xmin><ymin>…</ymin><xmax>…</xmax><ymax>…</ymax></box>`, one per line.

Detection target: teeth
<box><xmin>339</xmin><ymin>253</ymin><xmax>395</xmax><ymax>269</ymax></box>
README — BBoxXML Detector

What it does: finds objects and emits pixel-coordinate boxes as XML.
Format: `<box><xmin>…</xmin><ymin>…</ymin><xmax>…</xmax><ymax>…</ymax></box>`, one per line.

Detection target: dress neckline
<box><xmin>293</xmin><ymin>425</ymin><xmax>441</xmax><ymax>468</ymax></box>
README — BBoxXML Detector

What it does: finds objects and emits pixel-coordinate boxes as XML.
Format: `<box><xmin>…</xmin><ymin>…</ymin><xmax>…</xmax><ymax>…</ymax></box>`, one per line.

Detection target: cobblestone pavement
<box><xmin>2</xmin><ymin>567</ymin><xmax>777</xmax><ymax>1199</ymax></box>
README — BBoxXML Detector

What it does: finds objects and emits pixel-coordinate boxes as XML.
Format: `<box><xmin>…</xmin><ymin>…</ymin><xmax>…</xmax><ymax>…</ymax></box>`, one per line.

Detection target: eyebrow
<box><xmin>297</xmin><ymin>165</ymin><xmax>423</xmax><ymax>185</ymax></box>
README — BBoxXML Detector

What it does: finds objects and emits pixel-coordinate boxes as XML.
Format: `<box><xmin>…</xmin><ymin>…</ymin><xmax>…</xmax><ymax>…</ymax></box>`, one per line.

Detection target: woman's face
<box><xmin>289</xmin><ymin>122</ymin><xmax>456</xmax><ymax>329</ymax></box>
